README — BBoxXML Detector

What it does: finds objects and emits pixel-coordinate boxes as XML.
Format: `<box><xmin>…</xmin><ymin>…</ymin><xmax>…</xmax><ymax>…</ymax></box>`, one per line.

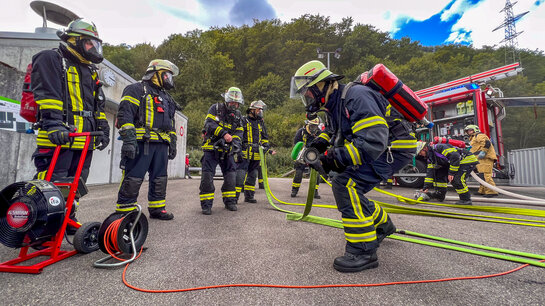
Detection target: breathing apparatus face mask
<box><xmin>78</xmin><ymin>37</ymin><xmax>103</xmax><ymax>64</ymax></box>
<box><xmin>226</xmin><ymin>102</ymin><xmax>240</xmax><ymax>112</ymax></box>
<box><xmin>160</xmin><ymin>71</ymin><xmax>174</xmax><ymax>90</ymax></box>
<box><xmin>307</xmin><ymin>123</ymin><xmax>320</xmax><ymax>136</ymax></box>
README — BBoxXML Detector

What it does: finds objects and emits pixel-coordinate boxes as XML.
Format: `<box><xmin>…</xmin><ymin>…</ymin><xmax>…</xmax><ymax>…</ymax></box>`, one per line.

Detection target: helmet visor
<box><xmin>224</xmin><ymin>90</ymin><xmax>244</xmax><ymax>104</ymax></box>
<box><xmin>81</xmin><ymin>38</ymin><xmax>103</xmax><ymax>63</ymax></box>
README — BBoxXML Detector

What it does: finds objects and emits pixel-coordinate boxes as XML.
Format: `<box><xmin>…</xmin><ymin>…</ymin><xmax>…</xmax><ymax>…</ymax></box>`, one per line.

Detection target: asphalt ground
<box><xmin>1</xmin><ymin>176</ymin><xmax>545</xmax><ymax>305</ymax></box>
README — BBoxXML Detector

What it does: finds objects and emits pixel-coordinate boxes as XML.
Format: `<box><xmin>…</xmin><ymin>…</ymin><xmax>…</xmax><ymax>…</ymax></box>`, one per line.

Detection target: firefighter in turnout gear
<box><xmin>31</xmin><ymin>18</ymin><xmax>110</xmax><ymax>234</ymax></box>
<box><xmin>465</xmin><ymin>125</ymin><xmax>498</xmax><ymax>197</ymax></box>
<box><xmin>291</xmin><ymin>118</ymin><xmax>323</xmax><ymax>199</ymax></box>
<box><xmin>290</xmin><ymin>60</ymin><xmax>401</xmax><ymax>273</ymax></box>
<box><xmin>235</xmin><ymin>100</ymin><xmax>275</xmax><ymax>203</ymax></box>
<box><xmin>200</xmin><ymin>87</ymin><xmax>244</xmax><ymax>215</ymax></box>
<box><xmin>417</xmin><ymin>142</ymin><xmax>479</xmax><ymax>205</ymax></box>
<box><xmin>115</xmin><ymin>59</ymin><xmax>179</xmax><ymax>220</ymax></box>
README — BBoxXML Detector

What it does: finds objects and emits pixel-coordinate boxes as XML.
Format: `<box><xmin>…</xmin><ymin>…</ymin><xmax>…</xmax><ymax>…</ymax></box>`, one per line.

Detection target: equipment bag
<box><xmin>358</xmin><ymin>64</ymin><xmax>428</xmax><ymax>123</ymax></box>
<box><xmin>20</xmin><ymin>63</ymin><xmax>38</xmax><ymax>123</ymax></box>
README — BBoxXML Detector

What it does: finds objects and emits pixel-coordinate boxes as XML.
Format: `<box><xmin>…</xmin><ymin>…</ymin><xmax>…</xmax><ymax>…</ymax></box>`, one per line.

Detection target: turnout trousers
<box><xmin>33</xmin><ymin>148</ymin><xmax>94</xmax><ymax>217</ymax></box>
<box><xmin>476</xmin><ymin>158</ymin><xmax>497</xmax><ymax>195</ymax></box>
<box><xmin>235</xmin><ymin>159</ymin><xmax>261</xmax><ymax>200</ymax></box>
<box><xmin>452</xmin><ymin>164</ymin><xmax>475</xmax><ymax>201</ymax></box>
<box><xmin>116</xmin><ymin>142</ymin><xmax>169</xmax><ymax>212</ymax></box>
<box><xmin>199</xmin><ymin>150</ymin><xmax>237</xmax><ymax>209</ymax></box>
<box><xmin>292</xmin><ymin>163</ymin><xmax>320</xmax><ymax>194</ymax></box>
<box><xmin>331</xmin><ymin>159</ymin><xmax>391</xmax><ymax>255</ymax></box>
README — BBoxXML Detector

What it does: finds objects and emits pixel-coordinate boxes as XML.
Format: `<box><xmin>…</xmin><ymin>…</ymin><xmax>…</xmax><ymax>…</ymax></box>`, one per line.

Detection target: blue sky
<box><xmin>1</xmin><ymin>0</ymin><xmax>543</xmax><ymax>50</ymax></box>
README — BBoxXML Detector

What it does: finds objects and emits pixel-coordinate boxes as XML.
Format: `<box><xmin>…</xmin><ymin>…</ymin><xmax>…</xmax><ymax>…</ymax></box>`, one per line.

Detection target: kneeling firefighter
<box><xmin>417</xmin><ymin>142</ymin><xmax>479</xmax><ymax>205</ymax></box>
<box><xmin>199</xmin><ymin>87</ymin><xmax>244</xmax><ymax>215</ymax></box>
<box><xmin>235</xmin><ymin>100</ymin><xmax>275</xmax><ymax>203</ymax></box>
<box><xmin>290</xmin><ymin>60</ymin><xmax>400</xmax><ymax>273</ymax></box>
<box><xmin>291</xmin><ymin>118</ymin><xmax>323</xmax><ymax>199</ymax></box>
<box><xmin>115</xmin><ymin>59</ymin><xmax>179</xmax><ymax>220</ymax></box>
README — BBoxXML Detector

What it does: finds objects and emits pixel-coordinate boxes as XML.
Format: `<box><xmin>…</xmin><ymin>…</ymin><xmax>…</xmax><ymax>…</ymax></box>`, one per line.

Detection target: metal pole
<box><xmin>327</xmin><ymin>52</ymin><xmax>330</xmax><ymax>70</ymax></box>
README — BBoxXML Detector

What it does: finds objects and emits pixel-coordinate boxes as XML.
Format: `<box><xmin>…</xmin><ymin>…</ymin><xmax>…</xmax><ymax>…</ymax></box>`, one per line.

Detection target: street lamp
<box><xmin>316</xmin><ymin>47</ymin><xmax>342</xmax><ymax>70</ymax></box>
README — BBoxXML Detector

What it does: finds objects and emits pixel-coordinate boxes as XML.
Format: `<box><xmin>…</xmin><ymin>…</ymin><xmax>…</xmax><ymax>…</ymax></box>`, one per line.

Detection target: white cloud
<box><xmin>0</xmin><ymin>0</ymin><xmax>542</xmax><ymax>51</ymax></box>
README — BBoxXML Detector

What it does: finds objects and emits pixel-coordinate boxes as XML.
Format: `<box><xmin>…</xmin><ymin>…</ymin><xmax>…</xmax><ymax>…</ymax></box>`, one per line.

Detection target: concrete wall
<box><xmin>0</xmin><ymin>30</ymin><xmax>189</xmax><ymax>189</ymax></box>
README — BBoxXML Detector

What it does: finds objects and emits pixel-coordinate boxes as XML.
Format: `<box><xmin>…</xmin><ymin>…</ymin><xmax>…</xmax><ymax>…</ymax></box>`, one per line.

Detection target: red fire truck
<box><xmin>396</xmin><ymin>63</ymin><xmax>524</xmax><ymax>188</ymax></box>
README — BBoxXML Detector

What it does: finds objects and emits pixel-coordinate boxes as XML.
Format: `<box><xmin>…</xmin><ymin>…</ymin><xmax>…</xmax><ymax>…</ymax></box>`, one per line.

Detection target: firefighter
<box><xmin>115</xmin><ymin>59</ymin><xmax>179</xmax><ymax>220</ymax></box>
<box><xmin>31</xmin><ymin>18</ymin><xmax>110</xmax><ymax>234</ymax></box>
<box><xmin>200</xmin><ymin>87</ymin><xmax>244</xmax><ymax>215</ymax></box>
<box><xmin>291</xmin><ymin>118</ymin><xmax>323</xmax><ymax>199</ymax></box>
<box><xmin>465</xmin><ymin>125</ymin><xmax>498</xmax><ymax>197</ymax></box>
<box><xmin>290</xmin><ymin>60</ymin><xmax>398</xmax><ymax>273</ymax></box>
<box><xmin>235</xmin><ymin>100</ymin><xmax>275</xmax><ymax>203</ymax></box>
<box><xmin>417</xmin><ymin>141</ymin><xmax>479</xmax><ymax>205</ymax></box>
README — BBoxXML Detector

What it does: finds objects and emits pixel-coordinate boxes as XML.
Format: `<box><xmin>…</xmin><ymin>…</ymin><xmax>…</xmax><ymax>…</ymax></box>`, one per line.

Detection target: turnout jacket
<box><xmin>320</xmin><ymin>84</ymin><xmax>390</xmax><ymax>167</ymax></box>
<box><xmin>117</xmin><ymin>80</ymin><xmax>177</xmax><ymax>143</ymax></box>
<box><xmin>241</xmin><ymin>115</ymin><xmax>269</xmax><ymax>160</ymax></box>
<box><xmin>201</xmin><ymin>103</ymin><xmax>243</xmax><ymax>152</ymax></box>
<box><xmin>32</xmin><ymin>44</ymin><xmax>108</xmax><ymax>150</ymax></box>
<box><xmin>424</xmin><ymin>143</ymin><xmax>479</xmax><ymax>189</ymax></box>
<box><xmin>469</xmin><ymin>132</ymin><xmax>497</xmax><ymax>160</ymax></box>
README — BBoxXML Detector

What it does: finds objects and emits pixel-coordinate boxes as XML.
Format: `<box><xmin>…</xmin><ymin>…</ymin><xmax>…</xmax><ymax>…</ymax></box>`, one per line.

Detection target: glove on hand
<box><xmin>168</xmin><ymin>134</ymin><xmax>177</xmax><ymax>160</ymax></box>
<box><xmin>47</xmin><ymin>123</ymin><xmax>71</xmax><ymax>145</ymax></box>
<box><xmin>119</xmin><ymin>128</ymin><xmax>138</xmax><ymax>160</ymax></box>
<box><xmin>477</xmin><ymin>151</ymin><xmax>486</xmax><ymax>159</ymax></box>
<box><xmin>262</xmin><ymin>143</ymin><xmax>270</xmax><ymax>154</ymax></box>
<box><xmin>319</xmin><ymin>147</ymin><xmax>346</xmax><ymax>174</ymax></box>
<box><xmin>95</xmin><ymin>120</ymin><xmax>110</xmax><ymax>151</ymax></box>
<box><xmin>309</xmin><ymin>137</ymin><xmax>330</xmax><ymax>154</ymax></box>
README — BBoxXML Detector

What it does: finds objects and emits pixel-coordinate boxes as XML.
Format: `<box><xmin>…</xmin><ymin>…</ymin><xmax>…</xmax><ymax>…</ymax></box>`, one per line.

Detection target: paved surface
<box><xmin>1</xmin><ymin>177</ymin><xmax>545</xmax><ymax>305</ymax></box>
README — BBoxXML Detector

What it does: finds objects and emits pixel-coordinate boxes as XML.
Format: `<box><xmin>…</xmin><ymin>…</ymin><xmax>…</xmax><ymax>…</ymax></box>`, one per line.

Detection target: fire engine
<box><xmin>396</xmin><ymin>63</ymin><xmax>524</xmax><ymax>188</ymax></box>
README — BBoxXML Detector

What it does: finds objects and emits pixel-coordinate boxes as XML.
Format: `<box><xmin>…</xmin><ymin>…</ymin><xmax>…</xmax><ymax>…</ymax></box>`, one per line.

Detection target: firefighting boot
<box><xmin>376</xmin><ymin>218</ymin><xmax>396</xmax><ymax>243</ymax></box>
<box><xmin>455</xmin><ymin>199</ymin><xmax>472</xmax><ymax>205</ymax></box>
<box><xmin>333</xmin><ymin>250</ymin><xmax>379</xmax><ymax>273</ymax></box>
<box><xmin>225</xmin><ymin>203</ymin><xmax>238</xmax><ymax>211</ymax></box>
<box><xmin>291</xmin><ymin>188</ymin><xmax>298</xmax><ymax>198</ymax></box>
<box><xmin>314</xmin><ymin>189</ymin><xmax>321</xmax><ymax>199</ymax></box>
<box><xmin>259</xmin><ymin>182</ymin><xmax>265</xmax><ymax>189</ymax></box>
<box><xmin>202</xmin><ymin>207</ymin><xmax>212</xmax><ymax>215</ymax></box>
<box><xmin>244</xmin><ymin>190</ymin><xmax>257</xmax><ymax>203</ymax></box>
<box><xmin>149</xmin><ymin>208</ymin><xmax>174</xmax><ymax>220</ymax></box>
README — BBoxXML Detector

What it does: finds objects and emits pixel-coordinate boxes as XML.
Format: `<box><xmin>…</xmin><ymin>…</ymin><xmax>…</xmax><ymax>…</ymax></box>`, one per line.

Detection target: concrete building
<box><xmin>0</xmin><ymin>28</ymin><xmax>188</xmax><ymax>189</ymax></box>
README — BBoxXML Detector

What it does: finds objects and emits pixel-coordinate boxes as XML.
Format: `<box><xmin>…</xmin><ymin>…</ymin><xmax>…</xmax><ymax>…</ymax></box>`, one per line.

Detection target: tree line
<box><xmin>103</xmin><ymin>14</ymin><xmax>545</xmax><ymax>151</ymax></box>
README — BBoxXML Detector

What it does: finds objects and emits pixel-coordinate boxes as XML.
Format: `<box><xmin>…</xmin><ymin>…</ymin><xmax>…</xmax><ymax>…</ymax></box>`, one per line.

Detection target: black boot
<box><xmin>226</xmin><ymin>204</ymin><xmax>238</xmax><ymax>211</ymax></box>
<box><xmin>149</xmin><ymin>208</ymin><xmax>174</xmax><ymax>220</ymax></box>
<box><xmin>376</xmin><ymin>218</ymin><xmax>396</xmax><ymax>243</ymax></box>
<box><xmin>245</xmin><ymin>197</ymin><xmax>257</xmax><ymax>203</ymax></box>
<box><xmin>291</xmin><ymin>188</ymin><xmax>298</xmax><ymax>198</ymax></box>
<box><xmin>455</xmin><ymin>199</ymin><xmax>472</xmax><ymax>205</ymax></box>
<box><xmin>259</xmin><ymin>183</ymin><xmax>264</xmax><ymax>189</ymax></box>
<box><xmin>333</xmin><ymin>251</ymin><xmax>379</xmax><ymax>273</ymax></box>
<box><xmin>314</xmin><ymin>190</ymin><xmax>321</xmax><ymax>199</ymax></box>
<box><xmin>202</xmin><ymin>207</ymin><xmax>212</xmax><ymax>215</ymax></box>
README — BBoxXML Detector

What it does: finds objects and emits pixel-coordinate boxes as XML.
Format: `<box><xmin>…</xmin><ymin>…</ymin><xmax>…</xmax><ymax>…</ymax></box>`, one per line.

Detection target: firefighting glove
<box><xmin>168</xmin><ymin>134</ymin><xmax>177</xmax><ymax>160</ymax></box>
<box><xmin>319</xmin><ymin>147</ymin><xmax>346</xmax><ymax>174</ymax></box>
<box><xmin>95</xmin><ymin>124</ymin><xmax>110</xmax><ymax>151</ymax></box>
<box><xmin>477</xmin><ymin>151</ymin><xmax>486</xmax><ymax>159</ymax></box>
<box><xmin>231</xmin><ymin>142</ymin><xmax>241</xmax><ymax>155</ymax></box>
<box><xmin>119</xmin><ymin>128</ymin><xmax>138</xmax><ymax>160</ymax></box>
<box><xmin>262</xmin><ymin>143</ymin><xmax>270</xmax><ymax>154</ymax></box>
<box><xmin>309</xmin><ymin>137</ymin><xmax>330</xmax><ymax>154</ymax></box>
<box><xmin>47</xmin><ymin>122</ymin><xmax>72</xmax><ymax>145</ymax></box>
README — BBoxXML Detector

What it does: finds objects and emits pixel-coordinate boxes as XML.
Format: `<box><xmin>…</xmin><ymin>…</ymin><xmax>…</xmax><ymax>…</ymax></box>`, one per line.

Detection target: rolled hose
<box><xmin>470</xmin><ymin>171</ymin><xmax>545</xmax><ymax>202</ymax></box>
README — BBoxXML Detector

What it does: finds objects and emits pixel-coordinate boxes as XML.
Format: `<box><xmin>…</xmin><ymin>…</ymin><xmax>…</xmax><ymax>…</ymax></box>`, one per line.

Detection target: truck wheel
<box><xmin>397</xmin><ymin>159</ymin><xmax>427</xmax><ymax>188</ymax></box>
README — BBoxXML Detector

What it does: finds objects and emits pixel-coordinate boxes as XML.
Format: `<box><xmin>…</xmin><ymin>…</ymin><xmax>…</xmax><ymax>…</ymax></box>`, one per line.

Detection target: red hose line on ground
<box><xmin>103</xmin><ymin>217</ymin><xmax>144</xmax><ymax>262</ymax></box>
<box><xmin>121</xmin><ymin>259</ymin><xmax>542</xmax><ymax>293</ymax></box>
